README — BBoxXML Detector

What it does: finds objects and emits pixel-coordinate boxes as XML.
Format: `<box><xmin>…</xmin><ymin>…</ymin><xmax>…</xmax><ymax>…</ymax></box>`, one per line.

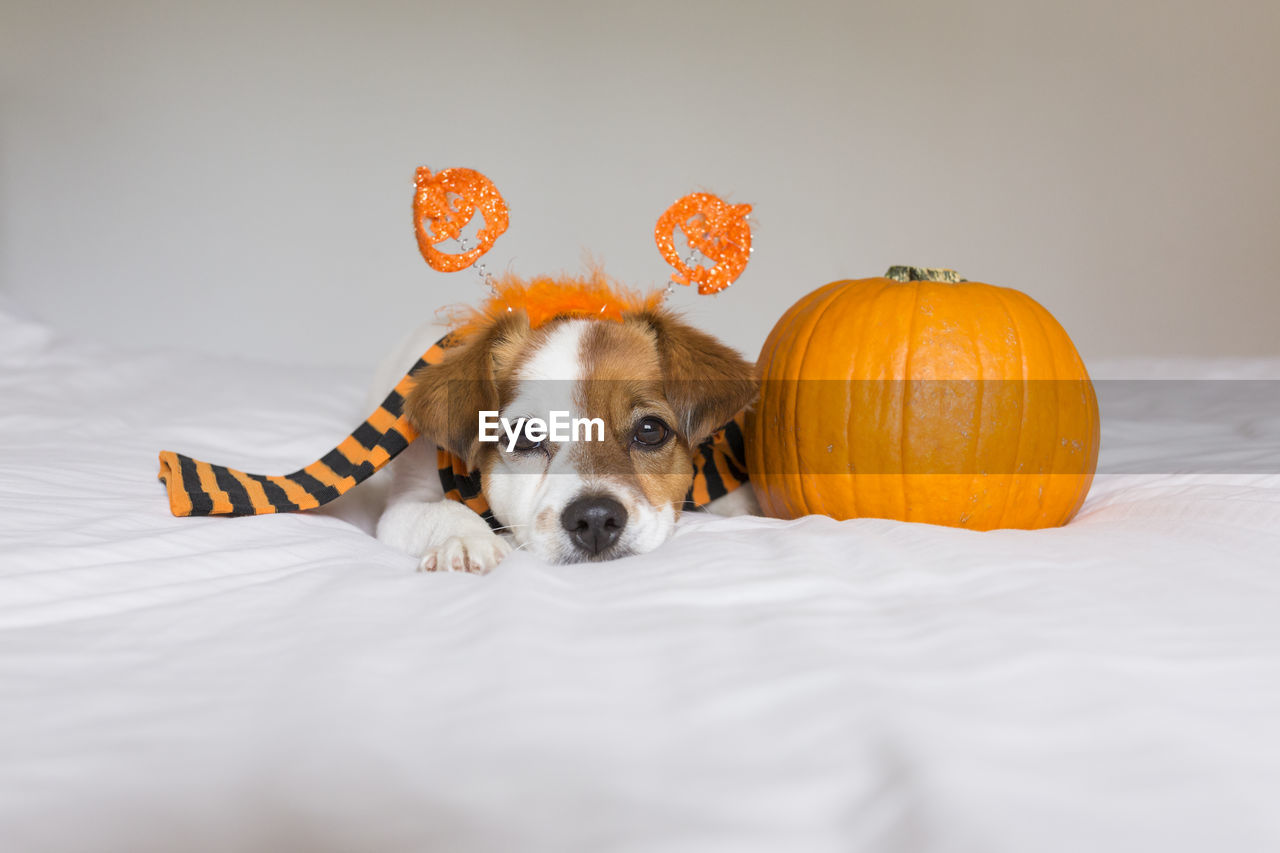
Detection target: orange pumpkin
<box><xmin>747</xmin><ymin>266</ymin><xmax>1099</xmax><ymax>530</ymax></box>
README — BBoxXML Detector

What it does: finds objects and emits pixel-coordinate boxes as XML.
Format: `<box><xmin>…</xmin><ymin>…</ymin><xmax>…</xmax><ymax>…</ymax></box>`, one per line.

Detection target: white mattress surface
<box><xmin>2</xmin><ymin>302</ymin><xmax>1279</xmax><ymax>853</ymax></box>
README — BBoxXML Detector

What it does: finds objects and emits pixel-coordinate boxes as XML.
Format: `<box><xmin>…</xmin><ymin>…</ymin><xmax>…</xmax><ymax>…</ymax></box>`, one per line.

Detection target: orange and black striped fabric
<box><xmin>158</xmin><ymin>339</ymin><xmax>448</xmax><ymax>518</ymax></box>
<box><xmin>684</xmin><ymin>416</ymin><xmax>748</xmax><ymax>509</ymax></box>
<box><xmin>159</xmin><ymin>335</ymin><xmax>748</xmax><ymax>525</ymax></box>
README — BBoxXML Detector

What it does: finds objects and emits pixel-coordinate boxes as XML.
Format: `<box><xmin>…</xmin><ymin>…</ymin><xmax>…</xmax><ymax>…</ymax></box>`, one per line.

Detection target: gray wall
<box><xmin>4</xmin><ymin>0</ymin><xmax>1278</xmax><ymax>367</ymax></box>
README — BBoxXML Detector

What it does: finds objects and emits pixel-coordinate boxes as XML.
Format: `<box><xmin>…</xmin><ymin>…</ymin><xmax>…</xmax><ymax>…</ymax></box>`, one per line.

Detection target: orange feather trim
<box><xmin>441</xmin><ymin>270</ymin><xmax>666</xmax><ymax>338</ymax></box>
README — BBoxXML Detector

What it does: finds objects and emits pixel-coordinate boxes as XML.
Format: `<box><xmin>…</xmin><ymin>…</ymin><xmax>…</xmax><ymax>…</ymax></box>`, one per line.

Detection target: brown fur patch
<box><xmin>404</xmin><ymin>311</ymin><xmax>531</xmax><ymax>467</ymax></box>
<box><xmin>574</xmin><ymin>320</ymin><xmax>694</xmax><ymax>510</ymax></box>
<box><xmin>626</xmin><ymin>308</ymin><xmax>759</xmax><ymax>446</ymax></box>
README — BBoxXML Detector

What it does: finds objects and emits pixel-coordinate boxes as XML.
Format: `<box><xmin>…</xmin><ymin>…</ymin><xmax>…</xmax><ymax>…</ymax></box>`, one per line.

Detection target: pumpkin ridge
<box><xmin>1017</xmin><ymin>291</ymin><xmax>1069</xmax><ymax>525</ymax></box>
<box><xmin>848</xmin><ymin>279</ymin><xmax>893</xmax><ymax>518</ymax></box>
<box><xmin>792</xmin><ymin>281</ymin><xmax>853</xmax><ymax>515</ymax></box>
<box><xmin>962</xmin><ymin>290</ymin><xmax>986</xmax><ymax>527</ymax></box>
<box><xmin>900</xmin><ymin>280</ymin><xmax>924</xmax><ymax>522</ymax></box>
<box><xmin>989</xmin><ymin>285</ymin><xmax>1030</xmax><ymax>528</ymax></box>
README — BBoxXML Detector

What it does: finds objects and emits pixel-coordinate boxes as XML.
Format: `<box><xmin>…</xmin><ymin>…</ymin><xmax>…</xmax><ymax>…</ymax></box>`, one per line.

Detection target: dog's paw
<box><xmin>417</xmin><ymin>534</ymin><xmax>512</xmax><ymax>574</ymax></box>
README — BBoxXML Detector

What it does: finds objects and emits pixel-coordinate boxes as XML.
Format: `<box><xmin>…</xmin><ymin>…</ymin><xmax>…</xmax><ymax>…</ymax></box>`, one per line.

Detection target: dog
<box><xmin>370</xmin><ymin>306</ymin><xmax>759</xmax><ymax>572</ymax></box>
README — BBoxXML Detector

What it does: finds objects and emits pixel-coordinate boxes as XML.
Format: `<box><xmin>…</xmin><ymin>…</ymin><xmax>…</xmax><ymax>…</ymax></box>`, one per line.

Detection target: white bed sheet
<box><xmin>2</xmin><ymin>301</ymin><xmax>1279</xmax><ymax>853</ymax></box>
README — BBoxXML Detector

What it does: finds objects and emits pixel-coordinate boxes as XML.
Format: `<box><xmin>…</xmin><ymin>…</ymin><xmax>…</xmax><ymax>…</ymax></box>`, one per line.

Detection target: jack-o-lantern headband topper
<box><xmin>412</xmin><ymin>166</ymin><xmax>753</xmax><ymax>294</ymax></box>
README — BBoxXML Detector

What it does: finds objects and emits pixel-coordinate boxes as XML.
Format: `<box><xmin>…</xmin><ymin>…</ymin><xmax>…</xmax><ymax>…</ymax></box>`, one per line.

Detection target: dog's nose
<box><xmin>561</xmin><ymin>495</ymin><xmax>627</xmax><ymax>556</ymax></box>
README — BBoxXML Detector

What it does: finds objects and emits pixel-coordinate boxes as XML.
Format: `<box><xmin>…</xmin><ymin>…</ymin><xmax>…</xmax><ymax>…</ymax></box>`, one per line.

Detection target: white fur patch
<box><xmin>518</xmin><ymin>321</ymin><xmax>587</xmax><ymax>383</ymax></box>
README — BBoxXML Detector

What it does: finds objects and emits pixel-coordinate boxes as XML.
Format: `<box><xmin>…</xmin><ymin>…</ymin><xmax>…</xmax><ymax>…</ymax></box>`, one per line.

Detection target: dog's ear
<box><xmin>405</xmin><ymin>311</ymin><xmax>530</xmax><ymax>466</ymax></box>
<box><xmin>633</xmin><ymin>308</ymin><xmax>758</xmax><ymax>446</ymax></box>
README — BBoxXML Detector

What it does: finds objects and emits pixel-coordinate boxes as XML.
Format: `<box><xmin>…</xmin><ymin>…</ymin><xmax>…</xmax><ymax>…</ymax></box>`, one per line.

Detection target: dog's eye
<box><xmin>512</xmin><ymin>435</ymin><xmax>541</xmax><ymax>452</ymax></box>
<box><xmin>632</xmin><ymin>417</ymin><xmax>671</xmax><ymax>449</ymax></box>
<box><xmin>512</xmin><ymin>420</ymin><xmax>543</xmax><ymax>453</ymax></box>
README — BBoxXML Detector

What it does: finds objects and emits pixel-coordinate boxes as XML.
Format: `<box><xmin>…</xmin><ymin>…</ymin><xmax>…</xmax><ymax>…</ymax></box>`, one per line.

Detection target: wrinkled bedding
<box><xmin>2</xmin><ymin>302</ymin><xmax>1279</xmax><ymax>853</ymax></box>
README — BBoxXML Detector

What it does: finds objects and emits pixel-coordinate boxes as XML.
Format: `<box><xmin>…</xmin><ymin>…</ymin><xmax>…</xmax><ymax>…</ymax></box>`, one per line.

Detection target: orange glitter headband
<box><xmin>654</xmin><ymin>192</ymin><xmax>753</xmax><ymax>294</ymax></box>
<box><xmin>412</xmin><ymin>166</ymin><xmax>753</xmax><ymax>293</ymax></box>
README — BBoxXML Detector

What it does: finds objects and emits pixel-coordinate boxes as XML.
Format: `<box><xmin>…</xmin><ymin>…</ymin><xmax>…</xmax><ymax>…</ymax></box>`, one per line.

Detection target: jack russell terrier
<box><xmin>372</xmin><ymin>306</ymin><xmax>759</xmax><ymax>573</ymax></box>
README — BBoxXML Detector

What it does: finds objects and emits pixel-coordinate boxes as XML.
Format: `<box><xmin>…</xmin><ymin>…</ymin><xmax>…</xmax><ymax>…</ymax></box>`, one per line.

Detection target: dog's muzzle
<box><xmin>561</xmin><ymin>495</ymin><xmax>627</xmax><ymax>557</ymax></box>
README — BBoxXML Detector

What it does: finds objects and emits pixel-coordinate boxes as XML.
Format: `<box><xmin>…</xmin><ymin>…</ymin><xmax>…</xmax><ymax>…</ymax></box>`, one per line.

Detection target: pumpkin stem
<box><xmin>885</xmin><ymin>266</ymin><xmax>967</xmax><ymax>283</ymax></box>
